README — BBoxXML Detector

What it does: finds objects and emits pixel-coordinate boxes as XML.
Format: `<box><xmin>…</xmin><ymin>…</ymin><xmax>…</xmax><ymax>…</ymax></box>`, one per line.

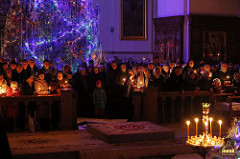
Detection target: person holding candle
<box><xmin>119</xmin><ymin>63</ymin><xmax>128</xmax><ymax>85</ymax></box>
<box><xmin>214</xmin><ymin>61</ymin><xmax>232</xmax><ymax>92</ymax></box>
<box><xmin>0</xmin><ymin>73</ymin><xmax>8</xmax><ymax>96</ymax></box>
<box><xmin>162</xmin><ymin>63</ymin><xmax>170</xmax><ymax>80</ymax></box>
<box><xmin>40</xmin><ymin>59</ymin><xmax>53</xmax><ymax>83</ymax></box>
<box><xmin>123</xmin><ymin>69</ymin><xmax>136</xmax><ymax>121</ymax></box>
<box><xmin>56</xmin><ymin>71</ymin><xmax>71</xmax><ymax>89</ymax></box>
<box><xmin>34</xmin><ymin>70</ymin><xmax>48</xmax><ymax>95</ymax></box>
<box><xmin>34</xmin><ymin>70</ymin><xmax>50</xmax><ymax>131</ymax></box>
<box><xmin>67</xmin><ymin>72</ymin><xmax>73</xmax><ymax>87</ymax></box>
<box><xmin>136</xmin><ymin>64</ymin><xmax>145</xmax><ymax>89</ymax></box>
<box><xmin>182</xmin><ymin>59</ymin><xmax>197</xmax><ymax>79</ymax></box>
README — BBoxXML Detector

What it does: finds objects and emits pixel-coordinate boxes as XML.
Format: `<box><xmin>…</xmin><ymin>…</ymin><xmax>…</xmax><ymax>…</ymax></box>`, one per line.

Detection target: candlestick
<box><xmin>195</xmin><ymin>118</ymin><xmax>199</xmax><ymax>136</ymax></box>
<box><xmin>186</xmin><ymin>121</ymin><xmax>190</xmax><ymax>140</ymax></box>
<box><xmin>218</xmin><ymin>120</ymin><xmax>222</xmax><ymax>138</ymax></box>
<box><xmin>209</xmin><ymin>117</ymin><xmax>213</xmax><ymax>137</ymax></box>
<box><xmin>205</xmin><ymin>121</ymin><xmax>208</xmax><ymax>134</ymax></box>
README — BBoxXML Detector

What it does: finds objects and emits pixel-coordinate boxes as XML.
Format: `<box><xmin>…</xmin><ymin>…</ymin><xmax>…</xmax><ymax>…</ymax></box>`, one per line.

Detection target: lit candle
<box><xmin>195</xmin><ymin>118</ymin><xmax>199</xmax><ymax>136</ymax></box>
<box><xmin>186</xmin><ymin>121</ymin><xmax>190</xmax><ymax>140</ymax></box>
<box><xmin>65</xmin><ymin>80</ymin><xmax>68</xmax><ymax>84</ymax></box>
<box><xmin>123</xmin><ymin>78</ymin><xmax>126</xmax><ymax>83</ymax></box>
<box><xmin>209</xmin><ymin>118</ymin><xmax>213</xmax><ymax>137</ymax></box>
<box><xmin>218</xmin><ymin>120</ymin><xmax>222</xmax><ymax>138</ymax></box>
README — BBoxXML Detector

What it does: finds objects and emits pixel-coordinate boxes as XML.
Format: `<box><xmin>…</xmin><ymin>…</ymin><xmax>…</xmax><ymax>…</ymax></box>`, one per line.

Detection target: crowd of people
<box><xmin>0</xmin><ymin>55</ymin><xmax>240</xmax><ymax>131</ymax></box>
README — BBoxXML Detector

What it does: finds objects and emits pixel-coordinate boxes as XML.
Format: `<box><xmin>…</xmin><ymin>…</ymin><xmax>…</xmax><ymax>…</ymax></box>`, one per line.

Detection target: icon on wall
<box><xmin>203</xmin><ymin>31</ymin><xmax>226</xmax><ymax>60</ymax></box>
<box><xmin>120</xmin><ymin>0</ymin><xmax>147</xmax><ymax>40</ymax></box>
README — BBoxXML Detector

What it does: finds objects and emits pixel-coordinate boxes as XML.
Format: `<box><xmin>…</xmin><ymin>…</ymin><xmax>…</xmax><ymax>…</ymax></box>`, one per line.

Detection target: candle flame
<box><xmin>218</xmin><ymin>120</ymin><xmax>222</xmax><ymax>125</ymax></box>
<box><xmin>205</xmin><ymin>121</ymin><xmax>208</xmax><ymax>126</ymax></box>
<box><xmin>186</xmin><ymin>121</ymin><xmax>190</xmax><ymax>125</ymax></box>
<box><xmin>209</xmin><ymin>118</ymin><xmax>213</xmax><ymax>122</ymax></box>
<box><xmin>195</xmin><ymin>118</ymin><xmax>199</xmax><ymax>123</ymax></box>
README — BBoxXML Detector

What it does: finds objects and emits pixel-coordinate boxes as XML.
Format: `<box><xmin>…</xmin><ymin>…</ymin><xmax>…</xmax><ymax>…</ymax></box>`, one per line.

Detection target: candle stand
<box><xmin>186</xmin><ymin>103</ymin><xmax>224</xmax><ymax>157</ymax></box>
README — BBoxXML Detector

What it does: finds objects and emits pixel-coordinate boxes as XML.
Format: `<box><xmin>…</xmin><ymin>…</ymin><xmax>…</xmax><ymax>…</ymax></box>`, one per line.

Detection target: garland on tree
<box><xmin>1</xmin><ymin>0</ymin><xmax>103</xmax><ymax>72</ymax></box>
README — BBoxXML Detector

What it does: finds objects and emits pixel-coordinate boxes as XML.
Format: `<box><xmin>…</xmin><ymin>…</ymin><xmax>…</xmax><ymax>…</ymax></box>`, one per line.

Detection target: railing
<box><xmin>227</xmin><ymin>96</ymin><xmax>240</xmax><ymax>119</ymax></box>
<box><xmin>0</xmin><ymin>88</ymin><xmax>77</xmax><ymax>130</ymax></box>
<box><xmin>133</xmin><ymin>87</ymin><xmax>234</xmax><ymax>123</ymax></box>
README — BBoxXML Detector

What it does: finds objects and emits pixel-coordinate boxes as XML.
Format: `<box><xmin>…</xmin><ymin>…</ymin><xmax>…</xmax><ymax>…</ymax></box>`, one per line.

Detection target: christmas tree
<box><xmin>2</xmin><ymin>0</ymin><xmax>102</xmax><ymax>72</ymax></box>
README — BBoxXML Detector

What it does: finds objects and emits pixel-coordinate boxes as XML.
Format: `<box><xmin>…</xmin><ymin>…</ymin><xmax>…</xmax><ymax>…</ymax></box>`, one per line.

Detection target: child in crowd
<box><xmin>92</xmin><ymin>80</ymin><xmax>106</xmax><ymax>118</ymax></box>
<box><xmin>212</xmin><ymin>78</ymin><xmax>222</xmax><ymax>93</ymax></box>
<box><xmin>7</xmin><ymin>81</ymin><xmax>20</xmax><ymax>96</ymax></box>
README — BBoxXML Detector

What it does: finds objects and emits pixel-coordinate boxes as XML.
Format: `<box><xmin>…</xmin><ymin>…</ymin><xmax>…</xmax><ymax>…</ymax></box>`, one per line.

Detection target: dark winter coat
<box><xmin>93</xmin><ymin>88</ymin><xmax>107</xmax><ymax>110</ymax></box>
<box><xmin>164</xmin><ymin>74</ymin><xmax>185</xmax><ymax>92</ymax></box>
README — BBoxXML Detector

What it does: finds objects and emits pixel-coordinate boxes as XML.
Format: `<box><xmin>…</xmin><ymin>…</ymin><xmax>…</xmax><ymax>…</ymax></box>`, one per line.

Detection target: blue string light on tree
<box><xmin>2</xmin><ymin>0</ymin><xmax>102</xmax><ymax>72</ymax></box>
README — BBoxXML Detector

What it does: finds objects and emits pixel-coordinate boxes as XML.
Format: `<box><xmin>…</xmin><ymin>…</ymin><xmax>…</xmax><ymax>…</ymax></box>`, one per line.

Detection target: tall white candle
<box><xmin>209</xmin><ymin>118</ymin><xmax>213</xmax><ymax>137</ymax></box>
<box><xmin>218</xmin><ymin>120</ymin><xmax>222</xmax><ymax>138</ymax></box>
<box><xmin>195</xmin><ymin>118</ymin><xmax>199</xmax><ymax>136</ymax></box>
<box><xmin>186</xmin><ymin>121</ymin><xmax>190</xmax><ymax>140</ymax></box>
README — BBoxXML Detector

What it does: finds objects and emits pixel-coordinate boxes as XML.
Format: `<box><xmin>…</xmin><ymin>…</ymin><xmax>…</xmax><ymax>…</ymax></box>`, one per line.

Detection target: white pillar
<box><xmin>183</xmin><ymin>0</ymin><xmax>189</xmax><ymax>63</ymax></box>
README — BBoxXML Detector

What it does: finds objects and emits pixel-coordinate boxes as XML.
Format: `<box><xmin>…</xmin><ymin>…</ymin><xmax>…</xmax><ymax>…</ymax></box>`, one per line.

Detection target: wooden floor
<box><xmin>7</xmin><ymin>118</ymin><xmax>229</xmax><ymax>159</ymax></box>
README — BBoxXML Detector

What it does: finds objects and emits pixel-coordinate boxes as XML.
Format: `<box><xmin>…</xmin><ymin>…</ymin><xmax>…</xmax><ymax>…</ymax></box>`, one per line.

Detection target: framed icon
<box><xmin>120</xmin><ymin>0</ymin><xmax>147</xmax><ymax>40</ymax></box>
